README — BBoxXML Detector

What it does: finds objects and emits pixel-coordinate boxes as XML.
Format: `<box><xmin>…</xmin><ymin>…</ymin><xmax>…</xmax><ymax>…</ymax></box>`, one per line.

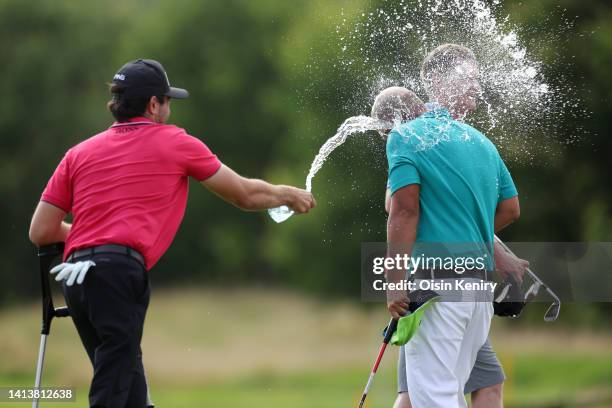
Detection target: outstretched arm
<box><xmin>201</xmin><ymin>164</ymin><xmax>315</xmax><ymax>213</ymax></box>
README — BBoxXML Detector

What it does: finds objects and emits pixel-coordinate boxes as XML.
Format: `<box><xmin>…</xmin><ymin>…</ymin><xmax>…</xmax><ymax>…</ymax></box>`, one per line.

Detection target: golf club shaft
<box><xmin>494</xmin><ymin>235</ymin><xmax>540</xmax><ymax>278</ymax></box>
<box><xmin>33</xmin><ymin>243</ymin><xmax>64</xmax><ymax>408</ymax></box>
<box><xmin>494</xmin><ymin>235</ymin><xmax>541</xmax><ymax>280</ymax></box>
<box><xmin>494</xmin><ymin>236</ymin><xmax>561</xmax><ymax>302</ymax></box>
<box><xmin>358</xmin><ymin>318</ymin><xmax>397</xmax><ymax>408</ymax></box>
<box><xmin>524</xmin><ymin>268</ymin><xmax>562</xmax><ymax>304</ymax></box>
<box><xmin>32</xmin><ymin>334</ymin><xmax>48</xmax><ymax>408</ymax></box>
<box><xmin>358</xmin><ymin>341</ymin><xmax>389</xmax><ymax>408</ymax></box>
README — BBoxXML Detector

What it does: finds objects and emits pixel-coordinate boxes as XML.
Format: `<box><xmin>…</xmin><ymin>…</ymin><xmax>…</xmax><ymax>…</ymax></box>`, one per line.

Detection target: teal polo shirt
<box><xmin>386</xmin><ymin>107</ymin><xmax>517</xmax><ymax>265</ymax></box>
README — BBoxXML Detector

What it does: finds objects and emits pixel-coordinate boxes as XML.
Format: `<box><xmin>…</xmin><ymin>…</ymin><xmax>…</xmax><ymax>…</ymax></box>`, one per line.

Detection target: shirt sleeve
<box><xmin>174</xmin><ymin>132</ymin><xmax>222</xmax><ymax>181</ymax></box>
<box><xmin>386</xmin><ymin>130</ymin><xmax>420</xmax><ymax>194</ymax></box>
<box><xmin>41</xmin><ymin>150</ymin><xmax>73</xmax><ymax>213</ymax></box>
<box><xmin>498</xmin><ymin>157</ymin><xmax>518</xmax><ymax>201</ymax></box>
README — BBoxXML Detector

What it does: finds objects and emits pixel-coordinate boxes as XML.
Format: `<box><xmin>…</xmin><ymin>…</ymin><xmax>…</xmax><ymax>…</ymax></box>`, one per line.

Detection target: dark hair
<box><xmin>107</xmin><ymin>84</ymin><xmax>166</xmax><ymax>122</ymax></box>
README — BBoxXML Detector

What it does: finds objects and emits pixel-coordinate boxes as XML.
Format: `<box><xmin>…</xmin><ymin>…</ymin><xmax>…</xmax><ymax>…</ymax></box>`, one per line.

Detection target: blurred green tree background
<box><xmin>1</xmin><ymin>0</ymin><xmax>610</xmax><ymax>323</ymax></box>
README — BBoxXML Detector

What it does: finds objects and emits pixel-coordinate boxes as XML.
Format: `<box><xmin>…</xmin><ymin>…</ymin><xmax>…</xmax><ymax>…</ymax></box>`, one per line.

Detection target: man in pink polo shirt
<box><xmin>29</xmin><ymin>59</ymin><xmax>315</xmax><ymax>408</ymax></box>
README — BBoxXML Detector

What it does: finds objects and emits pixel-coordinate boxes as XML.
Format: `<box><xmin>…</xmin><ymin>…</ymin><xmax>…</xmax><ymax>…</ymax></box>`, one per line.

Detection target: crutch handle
<box><xmin>55</xmin><ymin>306</ymin><xmax>70</xmax><ymax>318</ymax></box>
<box><xmin>37</xmin><ymin>243</ymin><xmax>65</xmax><ymax>258</ymax></box>
<box><xmin>37</xmin><ymin>243</ymin><xmax>66</xmax><ymax>335</ymax></box>
<box><xmin>33</xmin><ymin>243</ymin><xmax>68</xmax><ymax>408</ymax></box>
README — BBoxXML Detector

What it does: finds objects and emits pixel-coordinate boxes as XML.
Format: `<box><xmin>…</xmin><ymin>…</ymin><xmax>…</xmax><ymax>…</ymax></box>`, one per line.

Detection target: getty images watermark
<box><xmin>371</xmin><ymin>252</ymin><xmax>497</xmax><ymax>293</ymax></box>
<box><xmin>361</xmin><ymin>242</ymin><xmax>612</xmax><ymax>302</ymax></box>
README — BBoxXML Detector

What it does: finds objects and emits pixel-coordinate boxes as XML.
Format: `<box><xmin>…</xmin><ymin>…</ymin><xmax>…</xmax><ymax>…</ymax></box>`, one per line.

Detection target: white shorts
<box><xmin>403</xmin><ymin>278</ymin><xmax>494</xmax><ymax>408</ymax></box>
<box><xmin>398</xmin><ymin>338</ymin><xmax>505</xmax><ymax>395</ymax></box>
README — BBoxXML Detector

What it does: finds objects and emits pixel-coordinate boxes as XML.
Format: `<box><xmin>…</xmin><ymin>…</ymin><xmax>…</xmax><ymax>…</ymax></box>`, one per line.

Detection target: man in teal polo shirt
<box><xmin>372</xmin><ymin>88</ymin><xmax>528</xmax><ymax>408</ymax></box>
<box><xmin>385</xmin><ymin>44</ymin><xmax>521</xmax><ymax>408</ymax></box>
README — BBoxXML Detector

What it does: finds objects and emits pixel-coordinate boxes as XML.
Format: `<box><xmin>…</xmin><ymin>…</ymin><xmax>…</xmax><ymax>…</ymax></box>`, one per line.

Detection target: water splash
<box><xmin>305</xmin><ymin>116</ymin><xmax>387</xmax><ymax>191</ymax></box>
<box><xmin>273</xmin><ymin>1</ymin><xmax>588</xmax><ymax>223</ymax></box>
<box><xmin>331</xmin><ymin>0</ymin><xmax>586</xmax><ymax>163</ymax></box>
<box><xmin>269</xmin><ymin>116</ymin><xmax>387</xmax><ymax>223</ymax></box>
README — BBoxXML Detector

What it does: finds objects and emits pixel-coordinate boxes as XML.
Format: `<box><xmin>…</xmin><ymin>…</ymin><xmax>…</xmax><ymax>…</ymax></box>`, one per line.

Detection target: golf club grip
<box><xmin>383</xmin><ymin>318</ymin><xmax>398</xmax><ymax>344</ymax></box>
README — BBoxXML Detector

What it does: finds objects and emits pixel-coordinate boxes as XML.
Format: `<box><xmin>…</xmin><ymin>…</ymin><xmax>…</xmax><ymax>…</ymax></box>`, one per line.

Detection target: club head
<box><xmin>544</xmin><ymin>301</ymin><xmax>561</xmax><ymax>322</ymax></box>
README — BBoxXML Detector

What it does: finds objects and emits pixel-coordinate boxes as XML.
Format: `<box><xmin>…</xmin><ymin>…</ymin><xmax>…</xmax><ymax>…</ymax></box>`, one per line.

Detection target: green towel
<box><xmin>390</xmin><ymin>296</ymin><xmax>440</xmax><ymax>346</ymax></box>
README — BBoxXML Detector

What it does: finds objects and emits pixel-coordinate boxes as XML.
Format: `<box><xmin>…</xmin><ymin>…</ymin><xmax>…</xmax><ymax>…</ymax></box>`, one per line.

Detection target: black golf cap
<box><xmin>111</xmin><ymin>59</ymin><xmax>189</xmax><ymax>99</ymax></box>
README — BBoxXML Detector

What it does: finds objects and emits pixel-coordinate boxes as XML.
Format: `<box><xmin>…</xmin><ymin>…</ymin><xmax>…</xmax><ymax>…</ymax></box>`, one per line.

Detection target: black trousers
<box><xmin>62</xmin><ymin>252</ymin><xmax>151</xmax><ymax>408</ymax></box>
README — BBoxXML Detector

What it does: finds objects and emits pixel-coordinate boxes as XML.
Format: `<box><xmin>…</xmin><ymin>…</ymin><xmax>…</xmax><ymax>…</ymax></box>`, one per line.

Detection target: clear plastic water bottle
<box><xmin>268</xmin><ymin>205</ymin><xmax>294</xmax><ymax>223</ymax></box>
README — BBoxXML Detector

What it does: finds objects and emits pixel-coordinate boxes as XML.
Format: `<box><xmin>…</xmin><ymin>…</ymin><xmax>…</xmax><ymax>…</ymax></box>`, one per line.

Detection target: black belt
<box><xmin>414</xmin><ymin>268</ymin><xmax>492</xmax><ymax>281</ymax></box>
<box><xmin>67</xmin><ymin>244</ymin><xmax>145</xmax><ymax>268</ymax></box>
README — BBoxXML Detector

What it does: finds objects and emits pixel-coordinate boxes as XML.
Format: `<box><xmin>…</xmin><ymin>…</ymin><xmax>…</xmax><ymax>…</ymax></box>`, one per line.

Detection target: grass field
<box><xmin>1</xmin><ymin>287</ymin><xmax>611</xmax><ymax>407</ymax></box>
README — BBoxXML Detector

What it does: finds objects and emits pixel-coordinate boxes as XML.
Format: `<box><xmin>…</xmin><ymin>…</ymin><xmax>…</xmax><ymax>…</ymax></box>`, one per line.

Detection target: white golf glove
<box><xmin>50</xmin><ymin>261</ymin><xmax>96</xmax><ymax>286</ymax></box>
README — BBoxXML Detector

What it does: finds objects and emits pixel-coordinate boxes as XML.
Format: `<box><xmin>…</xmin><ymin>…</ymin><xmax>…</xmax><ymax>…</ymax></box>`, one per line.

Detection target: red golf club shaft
<box><xmin>357</xmin><ymin>318</ymin><xmax>398</xmax><ymax>408</ymax></box>
<box><xmin>358</xmin><ymin>342</ymin><xmax>388</xmax><ymax>408</ymax></box>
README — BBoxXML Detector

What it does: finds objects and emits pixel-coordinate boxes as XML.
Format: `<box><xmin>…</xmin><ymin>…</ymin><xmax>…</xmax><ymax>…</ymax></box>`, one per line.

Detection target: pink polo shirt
<box><xmin>41</xmin><ymin>117</ymin><xmax>222</xmax><ymax>269</ymax></box>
